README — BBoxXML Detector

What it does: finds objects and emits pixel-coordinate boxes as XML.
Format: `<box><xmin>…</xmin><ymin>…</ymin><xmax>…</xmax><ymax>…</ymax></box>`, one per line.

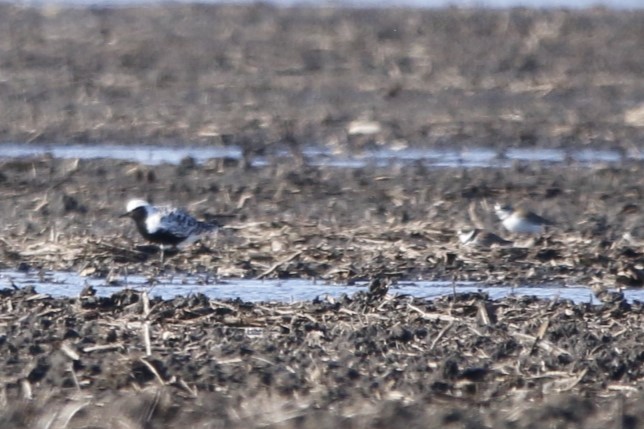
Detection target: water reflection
<box><xmin>2</xmin><ymin>269</ymin><xmax>643</xmax><ymax>305</ymax></box>
<box><xmin>0</xmin><ymin>143</ymin><xmax>242</xmax><ymax>165</ymax></box>
<box><xmin>0</xmin><ymin>143</ymin><xmax>637</xmax><ymax>169</ymax></box>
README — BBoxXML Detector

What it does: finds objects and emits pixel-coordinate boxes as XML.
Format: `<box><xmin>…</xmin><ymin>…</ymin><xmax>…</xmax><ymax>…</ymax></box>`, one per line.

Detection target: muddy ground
<box><xmin>1</xmin><ymin>3</ymin><xmax>644</xmax><ymax>428</ymax></box>
<box><xmin>3</xmin><ymin>155</ymin><xmax>644</xmax><ymax>289</ymax></box>
<box><xmin>0</xmin><ymin>284</ymin><xmax>643</xmax><ymax>429</ymax></box>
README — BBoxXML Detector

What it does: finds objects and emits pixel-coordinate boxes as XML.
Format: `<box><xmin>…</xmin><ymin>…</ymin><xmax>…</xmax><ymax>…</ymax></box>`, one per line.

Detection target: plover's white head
<box><xmin>125</xmin><ymin>199</ymin><xmax>152</xmax><ymax>215</ymax></box>
<box><xmin>120</xmin><ymin>199</ymin><xmax>155</xmax><ymax>227</ymax></box>
<box><xmin>494</xmin><ymin>203</ymin><xmax>550</xmax><ymax>235</ymax></box>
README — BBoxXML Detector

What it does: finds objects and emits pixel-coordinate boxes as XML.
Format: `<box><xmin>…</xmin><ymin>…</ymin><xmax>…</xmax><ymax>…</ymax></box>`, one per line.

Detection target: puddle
<box><xmin>504</xmin><ymin>148</ymin><xmax>627</xmax><ymax>164</ymax></box>
<box><xmin>504</xmin><ymin>148</ymin><xmax>566</xmax><ymax>162</ymax></box>
<box><xmin>0</xmin><ymin>143</ymin><xmax>638</xmax><ymax>169</ymax></box>
<box><xmin>2</xmin><ymin>269</ymin><xmax>643</xmax><ymax>305</ymax></box>
<box><xmin>318</xmin><ymin>147</ymin><xmax>501</xmax><ymax>168</ymax></box>
<box><xmin>0</xmin><ymin>143</ymin><xmax>242</xmax><ymax>166</ymax></box>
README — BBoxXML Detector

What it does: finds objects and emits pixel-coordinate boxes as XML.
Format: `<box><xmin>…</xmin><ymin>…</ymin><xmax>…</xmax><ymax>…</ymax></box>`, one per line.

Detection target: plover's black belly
<box><xmin>136</xmin><ymin>223</ymin><xmax>186</xmax><ymax>246</ymax></box>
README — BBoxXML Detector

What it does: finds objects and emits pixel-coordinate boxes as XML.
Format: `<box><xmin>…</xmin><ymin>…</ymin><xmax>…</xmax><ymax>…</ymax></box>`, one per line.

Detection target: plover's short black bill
<box><xmin>494</xmin><ymin>203</ymin><xmax>552</xmax><ymax>235</ymax></box>
<box><xmin>121</xmin><ymin>199</ymin><xmax>218</xmax><ymax>260</ymax></box>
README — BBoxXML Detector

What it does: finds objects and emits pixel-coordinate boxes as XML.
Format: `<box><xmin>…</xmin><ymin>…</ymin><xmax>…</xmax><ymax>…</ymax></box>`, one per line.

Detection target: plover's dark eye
<box><xmin>128</xmin><ymin>206</ymin><xmax>148</xmax><ymax>221</ymax></box>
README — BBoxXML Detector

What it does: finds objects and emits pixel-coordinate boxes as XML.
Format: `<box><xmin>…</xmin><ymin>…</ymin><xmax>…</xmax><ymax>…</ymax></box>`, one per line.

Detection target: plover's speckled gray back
<box><xmin>494</xmin><ymin>203</ymin><xmax>552</xmax><ymax>234</ymax></box>
<box><xmin>458</xmin><ymin>228</ymin><xmax>513</xmax><ymax>248</ymax></box>
<box><xmin>121</xmin><ymin>199</ymin><xmax>217</xmax><ymax>249</ymax></box>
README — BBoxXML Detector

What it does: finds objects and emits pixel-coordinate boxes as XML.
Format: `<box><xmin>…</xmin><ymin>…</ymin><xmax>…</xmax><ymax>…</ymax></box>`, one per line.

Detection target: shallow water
<box><xmin>2</xmin><ymin>269</ymin><xmax>643</xmax><ymax>305</ymax></box>
<box><xmin>0</xmin><ymin>143</ymin><xmax>242</xmax><ymax>166</ymax></box>
<box><xmin>0</xmin><ymin>143</ymin><xmax>637</xmax><ymax>169</ymax></box>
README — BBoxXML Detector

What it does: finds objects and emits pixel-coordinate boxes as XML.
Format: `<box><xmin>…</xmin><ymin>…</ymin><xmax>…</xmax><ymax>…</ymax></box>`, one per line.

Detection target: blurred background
<box><xmin>0</xmin><ymin>0</ymin><xmax>642</xmax><ymax>161</ymax></box>
<box><xmin>10</xmin><ymin>0</ymin><xmax>644</xmax><ymax>8</ymax></box>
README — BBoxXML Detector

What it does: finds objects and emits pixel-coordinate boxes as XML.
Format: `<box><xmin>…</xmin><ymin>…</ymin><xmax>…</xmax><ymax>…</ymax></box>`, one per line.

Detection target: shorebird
<box><xmin>458</xmin><ymin>228</ymin><xmax>513</xmax><ymax>248</ymax></box>
<box><xmin>622</xmin><ymin>228</ymin><xmax>644</xmax><ymax>247</ymax></box>
<box><xmin>494</xmin><ymin>203</ymin><xmax>552</xmax><ymax>234</ymax></box>
<box><xmin>120</xmin><ymin>199</ymin><xmax>217</xmax><ymax>259</ymax></box>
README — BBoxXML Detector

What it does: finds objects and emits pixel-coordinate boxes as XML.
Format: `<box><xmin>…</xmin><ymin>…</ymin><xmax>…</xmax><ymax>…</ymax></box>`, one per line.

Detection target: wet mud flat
<box><xmin>2</xmin><ymin>156</ymin><xmax>644</xmax><ymax>287</ymax></box>
<box><xmin>0</xmin><ymin>284</ymin><xmax>643</xmax><ymax>428</ymax></box>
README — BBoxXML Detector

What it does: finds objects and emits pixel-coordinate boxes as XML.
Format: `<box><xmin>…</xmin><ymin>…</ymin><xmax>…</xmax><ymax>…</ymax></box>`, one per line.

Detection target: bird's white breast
<box><xmin>144</xmin><ymin>210</ymin><xmax>164</xmax><ymax>234</ymax></box>
<box><xmin>502</xmin><ymin>214</ymin><xmax>544</xmax><ymax>234</ymax></box>
<box><xmin>458</xmin><ymin>229</ymin><xmax>477</xmax><ymax>244</ymax></box>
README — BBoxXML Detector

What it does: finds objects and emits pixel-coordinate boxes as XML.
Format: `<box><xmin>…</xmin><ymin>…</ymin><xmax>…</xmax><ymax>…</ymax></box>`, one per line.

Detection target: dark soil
<box><xmin>1</xmin><ymin>3</ymin><xmax>644</xmax><ymax>428</ymax></box>
<box><xmin>0</xmin><ymin>285</ymin><xmax>643</xmax><ymax>428</ymax></box>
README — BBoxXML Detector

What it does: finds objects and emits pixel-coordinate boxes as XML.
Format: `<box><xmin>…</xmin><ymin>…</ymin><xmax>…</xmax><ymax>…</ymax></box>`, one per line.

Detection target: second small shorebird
<box><xmin>120</xmin><ymin>199</ymin><xmax>218</xmax><ymax>259</ymax></box>
<box><xmin>494</xmin><ymin>203</ymin><xmax>552</xmax><ymax>235</ymax></box>
<box><xmin>458</xmin><ymin>228</ymin><xmax>513</xmax><ymax>248</ymax></box>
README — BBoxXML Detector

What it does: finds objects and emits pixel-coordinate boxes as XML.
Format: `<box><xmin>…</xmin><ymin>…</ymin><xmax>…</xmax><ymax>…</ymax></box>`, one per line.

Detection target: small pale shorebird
<box><xmin>494</xmin><ymin>203</ymin><xmax>552</xmax><ymax>235</ymax></box>
<box><xmin>458</xmin><ymin>228</ymin><xmax>513</xmax><ymax>248</ymax></box>
<box><xmin>622</xmin><ymin>229</ymin><xmax>644</xmax><ymax>247</ymax></box>
<box><xmin>120</xmin><ymin>199</ymin><xmax>217</xmax><ymax>259</ymax></box>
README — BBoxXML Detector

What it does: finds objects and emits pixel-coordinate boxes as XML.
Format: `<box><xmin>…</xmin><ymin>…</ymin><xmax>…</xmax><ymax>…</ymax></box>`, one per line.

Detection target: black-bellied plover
<box><xmin>494</xmin><ymin>203</ymin><xmax>552</xmax><ymax>234</ymax></box>
<box><xmin>120</xmin><ymin>199</ymin><xmax>217</xmax><ymax>258</ymax></box>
